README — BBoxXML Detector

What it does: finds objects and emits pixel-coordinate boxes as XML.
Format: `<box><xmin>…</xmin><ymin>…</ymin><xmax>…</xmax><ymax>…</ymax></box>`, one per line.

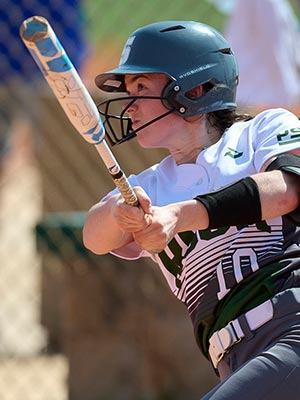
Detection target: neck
<box><xmin>172</xmin><ymin>146</ymin><xmax>206</xmax><ymax>164</ymax></box>
<box><xmin>170</xmin><ymin>118</ymin><xmax>221</xmax><ymax>165</ymax></box>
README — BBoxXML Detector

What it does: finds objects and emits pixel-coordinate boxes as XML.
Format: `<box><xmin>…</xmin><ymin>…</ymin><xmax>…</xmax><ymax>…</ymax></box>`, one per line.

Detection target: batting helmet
<box><xmin>95</xmin><ymin>21</ymin><xmax>239</xmax><ymax>144</ymax></box>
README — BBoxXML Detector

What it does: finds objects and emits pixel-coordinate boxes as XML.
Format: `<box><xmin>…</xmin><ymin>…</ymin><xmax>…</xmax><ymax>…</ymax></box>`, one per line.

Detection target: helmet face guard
<box><xmin>95</xmin><ymin>21</ymin><xmax>238</xmax><ymax>145</ymax></box>
<box><xmin>97</xmin><ymin>95</ymin><xmax>175</xmax><ymax>145</ymax></box>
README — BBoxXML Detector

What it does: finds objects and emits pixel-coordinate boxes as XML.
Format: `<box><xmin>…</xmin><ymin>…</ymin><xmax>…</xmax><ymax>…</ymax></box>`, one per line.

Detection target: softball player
<box><xmin>83</xmin><ymin>21</ymin><xmax>300</xmax><ymax>399</ymax></box>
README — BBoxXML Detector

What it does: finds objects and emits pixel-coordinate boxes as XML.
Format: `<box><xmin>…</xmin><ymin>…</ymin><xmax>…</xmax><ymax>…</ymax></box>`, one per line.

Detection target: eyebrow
<box><xmin>125</xmin><ymin>74</ymin><xmax>150</xmax><ymax>85</ymax></box>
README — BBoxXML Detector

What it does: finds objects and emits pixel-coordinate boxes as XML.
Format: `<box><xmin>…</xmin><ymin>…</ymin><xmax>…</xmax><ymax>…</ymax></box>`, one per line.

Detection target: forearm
<box><xmin>252</xmin><ymin>170</ymin><xmax>300</xmax><ymax>220</ymax></box>
<box><xmin>174</xmin><ymin>170</ymin><xmax>300</xmax><ymax>234</ymax></box>
<box><xmin>83</xmin><ymin>195</ymin><xmax>132</xmax><ymax>255</ymax></box>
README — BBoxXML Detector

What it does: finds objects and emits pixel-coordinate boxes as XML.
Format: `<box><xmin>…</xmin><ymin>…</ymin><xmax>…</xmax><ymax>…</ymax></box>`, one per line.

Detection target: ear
<box><xmin>185</xmin><ymin>85</ymin><xmax>204</xmax><ymax>99</ymax></box>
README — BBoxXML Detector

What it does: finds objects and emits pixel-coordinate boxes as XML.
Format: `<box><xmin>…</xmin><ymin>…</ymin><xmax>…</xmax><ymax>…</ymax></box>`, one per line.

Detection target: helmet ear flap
<box><xmin>161</xmin><ymin>81</ymin><xmax>188</xmax><ymax>115</ymax></box>
<box><xmin>162</xmin><ymin>80</ymin><xmax>206</xmax><ymax>117</ymax></box>
<box><xmin>162</xmin><ymin>80</ymin><xmax>237</xmax><ymax>117</ymax></box>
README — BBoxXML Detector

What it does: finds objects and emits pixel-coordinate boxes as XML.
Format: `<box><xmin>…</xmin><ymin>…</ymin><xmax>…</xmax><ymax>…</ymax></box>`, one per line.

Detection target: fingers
<box><xmin>114</xmin><ymin>204</ymin><xmax>149</xmax><ymax>232</ymax></box>
<box><xmin>133</xmin><ymin>228</ymin><xmax>166</xmax><ymax>253</ymax></box>
<box><xmin>133</xmin><ymin>209</ymin><xmax>175</xmax><ymax>253</ymax></box>
<box><xmin>113</xmin><ymin>187</ymin><xmax>153</xmax><ymax>232</ymax></box>
<box><xmin>112</xmin><ymin>188</ymin><xmax>176</xmax><ymax>253</ymax></box>
<box><xmin>133</xmin><ymin>186</ymin><xmax>152</xmax><ymax>214</ymax></box>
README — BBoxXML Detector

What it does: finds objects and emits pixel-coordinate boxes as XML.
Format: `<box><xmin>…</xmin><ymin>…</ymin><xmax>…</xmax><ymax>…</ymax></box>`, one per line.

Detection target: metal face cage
<box><xmin>97</xmin><ymin>95</ymin><xmax>175</xmax><ymax>145</ymax></box>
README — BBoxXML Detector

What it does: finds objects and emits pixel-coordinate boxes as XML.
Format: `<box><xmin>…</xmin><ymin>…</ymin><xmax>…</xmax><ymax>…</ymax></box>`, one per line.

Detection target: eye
<box><xmin>125</xmin><ymin>77</ymin><xmax>149</xmax><ymax>95</ymax></box>
<box><xmin>125</xmin><ymin>83</ymin><xmax>144</xmax><ymax>95</ymax></box>
<box><xmin>137</xmin><ymin>82</ymin><xmax>146</xmax><ymax>92</ymax></box>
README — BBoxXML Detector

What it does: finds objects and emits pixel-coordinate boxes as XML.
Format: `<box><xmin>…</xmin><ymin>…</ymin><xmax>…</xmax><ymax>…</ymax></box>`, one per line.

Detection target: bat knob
<box><xmin>20</xmin><ymin>16</ymin><xmax>48</xmax><ymax>42</ymax></box>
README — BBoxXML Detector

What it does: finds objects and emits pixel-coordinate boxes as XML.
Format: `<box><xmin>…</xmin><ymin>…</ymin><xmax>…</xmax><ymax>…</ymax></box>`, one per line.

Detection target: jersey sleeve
<box><xmin>110</xmin><ymin>242</ymin><xmax>151</xmax><ymax>260</ymax></box>
<box><xmin>252</xmin><ymin>108</ymin><xmax>300</xmax><ymax>172</ymax></box>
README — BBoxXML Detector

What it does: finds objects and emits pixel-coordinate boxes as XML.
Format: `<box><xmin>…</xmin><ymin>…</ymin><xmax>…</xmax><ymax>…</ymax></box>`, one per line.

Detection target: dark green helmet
<box><xmin>96</xmin><ymin>21</ymin><xmax>238</xmax><ymax>116</ymax></box>
<box><xmin>95</xmin><ymin>21</ymin><xmax>238</xmax><ymax>144</ymax></box>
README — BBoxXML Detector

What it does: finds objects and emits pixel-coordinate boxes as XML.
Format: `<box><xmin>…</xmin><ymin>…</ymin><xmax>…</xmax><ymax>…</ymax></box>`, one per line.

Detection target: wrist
<box><xmin>174</xmin><ymin>200</ymin><xmax>209</xmax><ymax>233</ymax></box>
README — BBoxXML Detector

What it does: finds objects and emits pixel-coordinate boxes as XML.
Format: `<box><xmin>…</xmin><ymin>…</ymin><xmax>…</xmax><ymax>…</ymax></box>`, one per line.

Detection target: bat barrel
<box><xmin>20</xmin><ymin>16</ymin><xmax>105</xmax><ymax>145</ymax></box>
<box><xmin>20</xmin><ymin>16</ymin><xmax>138</xmax><ymax>206</ymax></box>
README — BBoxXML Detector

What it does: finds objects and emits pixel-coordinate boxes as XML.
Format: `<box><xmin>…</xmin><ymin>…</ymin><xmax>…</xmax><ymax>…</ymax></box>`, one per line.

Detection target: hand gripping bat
<box><xmin>19</xmin><ymin>15</ymin><xmax>138</xmax><ymax>206</ymax></box>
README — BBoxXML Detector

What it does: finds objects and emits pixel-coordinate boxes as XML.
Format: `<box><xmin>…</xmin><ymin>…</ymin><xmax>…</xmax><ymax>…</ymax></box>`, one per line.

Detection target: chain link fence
<box><xmin>0</xmin><ymin>2</ymin><xmax>224</xmax><ymax>399</ymax></box>
<box><xmin>0</xmin><ymin>1</ymin><xmax>299</xmax><ymax>399</ymax></box>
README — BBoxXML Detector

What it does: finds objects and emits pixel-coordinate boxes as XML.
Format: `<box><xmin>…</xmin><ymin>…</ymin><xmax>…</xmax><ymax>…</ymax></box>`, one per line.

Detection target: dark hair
<box><xmin>201</xmin><ymin>82</ymin><xmax>252</xmax><ymax>134</ymax></box>
<box><xmin>206</xmin><ymin>108</ymin><xmax>253</xmax><ymax>134</ymax></box>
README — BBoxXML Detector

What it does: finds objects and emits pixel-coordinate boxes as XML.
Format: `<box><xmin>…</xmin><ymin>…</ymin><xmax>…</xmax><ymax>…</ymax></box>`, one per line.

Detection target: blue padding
<box><xmin>47</xmin><ymin>55</ymin><xmax>72</xmax><ymax>72</ymax></box>
<box><xmin>36</xmin><ymin>37</ymin><xmax>58</xmax><ymax>57</ymax></box>
<box><xmin>84</xmin><ymin>121</ymin><xmax>105</xmax><ymax>143</ymax></box>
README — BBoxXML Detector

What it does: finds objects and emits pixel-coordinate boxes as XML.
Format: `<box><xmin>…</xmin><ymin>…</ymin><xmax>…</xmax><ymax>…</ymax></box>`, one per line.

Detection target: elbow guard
<box><xmin>266</xmin><ymin>153</ymin><xmax>300</xmax><ymax>222</ymax></box>
<box><xmin>266</xmin><ymin>154</ymin><xmax>300</xmax><ymax>176</ymax></box>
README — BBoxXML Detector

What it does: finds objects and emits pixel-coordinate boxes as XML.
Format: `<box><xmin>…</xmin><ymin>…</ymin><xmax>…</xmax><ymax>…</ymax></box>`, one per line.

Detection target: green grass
<box><xmin>82</xmin><ymin>0</ymin><xmax>226</xmax><ymax>44</ymax></box>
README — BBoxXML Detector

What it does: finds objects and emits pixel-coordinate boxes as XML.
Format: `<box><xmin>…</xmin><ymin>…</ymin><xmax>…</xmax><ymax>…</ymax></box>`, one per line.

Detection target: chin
<box><xmin>136</xmin><ymin>131</ymin><xmax>147</xmax><ymax>146</ymax></box>
<box><xmin>136</xmin><ymin>129</ymin><xmax>162</xmax><ymax>149</ymax></box>
<box><xmin>136</xmin><ymin>136</ymin><xmax>150</xmax><ymax>148</ymax></box>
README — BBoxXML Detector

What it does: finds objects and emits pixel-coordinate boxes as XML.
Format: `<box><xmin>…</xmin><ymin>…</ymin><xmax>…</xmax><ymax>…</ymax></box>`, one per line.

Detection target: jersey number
<box><xmin>216</xmin><ymin>248</ymin><xmax>259</xmax><ymax>300</ymax></box>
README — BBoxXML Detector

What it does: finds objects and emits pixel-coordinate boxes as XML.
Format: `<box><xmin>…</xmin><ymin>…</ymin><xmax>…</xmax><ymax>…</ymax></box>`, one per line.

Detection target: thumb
<box><xmin>134</xmin><ymin>187</ymin><xmax>152</xmax><ymax>215</ymax></box>
<box><xmin>138</xmin><ymin>195</ymin><xmax>152</xmax><ymax>215</ymax></box>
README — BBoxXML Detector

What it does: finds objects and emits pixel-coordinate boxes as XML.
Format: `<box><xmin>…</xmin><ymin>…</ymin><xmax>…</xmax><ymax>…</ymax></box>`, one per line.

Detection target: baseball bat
<box><xmin>19</xmin><ymin>15</ymin><xmax>138</xmax><ymax>206</ymax></box>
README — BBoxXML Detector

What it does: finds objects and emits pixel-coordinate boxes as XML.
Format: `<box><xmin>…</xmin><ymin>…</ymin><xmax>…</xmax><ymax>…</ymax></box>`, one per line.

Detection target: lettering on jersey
<box><xmin>224</xmin><ymin>147</ymin><xmax>243</xmax><ymax>159</ymax></box>
<box><xmin>199</xmin><ymin>226</ymin><xmax>229</xmax><ymax>240</ymax></box>
<box><xmin>236</xmin><ymin>220</ymin><xmax>271</xmax><ymax>234</ymax></box>
<box><xmin>277</xmin><ymin>128</ymin><xmax>300</xmax><ymax>145</ymax></box>
<box><xmin>157</xmin><ymin>219</ymin><xmax>272</xmax><ymax>298</ymax></box>
<box><xmin>158</xmin><ymin>231</ymin><xmax>195</xmax><ymax>290</ymax></box>
<box><xmin>198</xmin><ymin>220</ymin><xmax>271</xmax><ymax>241</ymax></box>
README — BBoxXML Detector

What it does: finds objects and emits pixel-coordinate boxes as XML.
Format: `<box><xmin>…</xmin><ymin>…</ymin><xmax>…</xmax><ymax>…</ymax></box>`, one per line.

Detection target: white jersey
<box><xmin>105</xmin><ymin>108</ymin><xmax>300</xmax><ymax>354</ymax></box>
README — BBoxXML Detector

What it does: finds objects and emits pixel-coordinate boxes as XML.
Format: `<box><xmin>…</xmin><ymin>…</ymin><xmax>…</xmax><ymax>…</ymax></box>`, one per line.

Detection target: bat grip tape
<box><xmin>111</xmin><ymin>170</ymin><xmax>138</xmax><ymax>206</ymax></box>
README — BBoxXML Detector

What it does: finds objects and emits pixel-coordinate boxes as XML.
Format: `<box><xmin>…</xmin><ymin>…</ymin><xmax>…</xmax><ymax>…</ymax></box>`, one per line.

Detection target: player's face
<box><xmin>124</xmin><ymin>74</ymin><xmax>184</xmax><ymax>148</ymax></box>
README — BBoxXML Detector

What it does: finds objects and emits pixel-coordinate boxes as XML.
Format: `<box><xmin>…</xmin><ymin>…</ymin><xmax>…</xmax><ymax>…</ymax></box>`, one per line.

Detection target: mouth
<box><xmin>131</xmin><ymin>118</ymin><xmax>141</xmax><ymax>129</ymax></box>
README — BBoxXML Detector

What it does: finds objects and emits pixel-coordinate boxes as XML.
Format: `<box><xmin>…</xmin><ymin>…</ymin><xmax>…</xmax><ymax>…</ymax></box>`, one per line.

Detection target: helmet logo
<box><xmin>119</xmin><ymin>36</ymin><xmax>136</xmax><ymax>66</ymax></box>
<box><xmin>179</xmin><ymin>62</ymin><xmax>217</xmax><ymax>79</ymax></box>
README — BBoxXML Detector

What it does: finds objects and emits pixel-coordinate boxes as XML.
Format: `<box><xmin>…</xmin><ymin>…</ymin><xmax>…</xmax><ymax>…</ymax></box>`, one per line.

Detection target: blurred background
<box><xmin>0</xmin><ymin>1</ymin><xmax>299</xmax><ymax>399</ymax></box>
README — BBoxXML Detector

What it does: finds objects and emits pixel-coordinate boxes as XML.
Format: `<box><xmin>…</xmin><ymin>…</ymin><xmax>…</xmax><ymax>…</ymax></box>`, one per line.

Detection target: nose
<box><xmin>123</xmin><ymin>97</ymin><xmax>137</xmax><ymax>115</ymax></box>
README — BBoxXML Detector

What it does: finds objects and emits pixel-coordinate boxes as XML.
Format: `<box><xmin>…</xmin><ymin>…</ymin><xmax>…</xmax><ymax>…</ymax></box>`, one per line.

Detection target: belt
<box><xmin>208</xmin><ymin>299</ymin><xmax>274</xmax><ymax>369</ymax></box>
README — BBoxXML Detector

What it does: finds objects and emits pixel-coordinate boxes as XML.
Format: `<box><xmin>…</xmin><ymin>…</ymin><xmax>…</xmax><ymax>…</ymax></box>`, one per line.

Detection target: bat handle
<box><xmin>112</xmin><ymin>173</ymin><xmax>139</xmax><ymax>206</ymax></box>
<box><xmin>94</xmin><ymin>141</ymin><xmax>138</xmax><ymax>206</ymax></box>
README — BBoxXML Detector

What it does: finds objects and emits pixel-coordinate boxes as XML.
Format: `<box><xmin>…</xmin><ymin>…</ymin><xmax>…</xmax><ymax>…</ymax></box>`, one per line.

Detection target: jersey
<box><xmin>105</xmin><ymin>108</ymin><xmax>300</xmax><ymax>357</ymax></box>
